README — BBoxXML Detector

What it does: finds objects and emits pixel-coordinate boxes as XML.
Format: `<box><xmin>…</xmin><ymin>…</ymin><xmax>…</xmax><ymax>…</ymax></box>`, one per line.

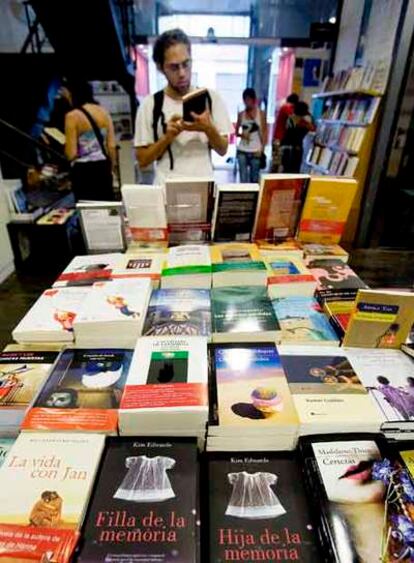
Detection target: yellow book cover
<box><xmin>298</xmin><ymin>177</ymin><xmax>358</xmax><ymax>244</ymax></box>
<box><xmin>342</xmin><ymin>290</ymin><xmax>414</xmax><ymax>348</ymax></box>
<box><xmin>400</xmin><ymin>450</ymin><xmax>414</xmax><ymax>478</ymax></box>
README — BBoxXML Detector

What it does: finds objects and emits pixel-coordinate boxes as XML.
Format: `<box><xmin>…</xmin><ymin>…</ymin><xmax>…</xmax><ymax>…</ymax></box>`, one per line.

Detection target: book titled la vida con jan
<box><xmin>207</xmin><ymin>452</ymin><xmax>319</xmax><ymax>562</ymax></box>
<box><xmin>77</xmin><ymin>437</ymin><xmax>199</xmax><ymax>562</ymax></box>
<box><xmin>0</xmin><ymin>432</ymin><xmax>105</xmax><ymax>562</ymax></box>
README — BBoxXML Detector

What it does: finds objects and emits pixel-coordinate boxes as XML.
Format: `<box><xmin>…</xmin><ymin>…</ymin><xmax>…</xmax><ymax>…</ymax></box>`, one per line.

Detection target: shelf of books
<box><xmin>307</xmin><ymin>65</ymin><xmax>384</xmax><ymax>243</ymax></box>
<box><xmin>1</xmin><ymin>174</ymin><xmax>414</xmax><ymax>562</ymax></box>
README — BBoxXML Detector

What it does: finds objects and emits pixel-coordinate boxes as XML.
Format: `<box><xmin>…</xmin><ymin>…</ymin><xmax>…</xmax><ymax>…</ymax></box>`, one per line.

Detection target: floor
<box><xmin>1</xmin><ymin>248</ymin><xmax>413</xmax><ymax>351</ymax></box>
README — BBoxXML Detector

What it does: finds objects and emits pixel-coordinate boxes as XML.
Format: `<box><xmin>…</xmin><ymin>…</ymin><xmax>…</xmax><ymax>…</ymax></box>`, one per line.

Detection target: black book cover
<box><xmin>77</xmin><ymin>437</ymin><xmax>199</xmax><ymax>562</ymax></box>
<box><xmin>298</xmin><ymin>433</ymin><xmax>389</xmax><ymax>563</ymax></box>
<box><xmin>307</xmin><ymin>259</ymin><xmax>368</xmax><ymax>302</ymax></box>
<box><xmin>214</xmin><ymin>190</ymin><xmax>259</xmax><ymax>242</ymax></box>
<box><xmin>204</xmin><ymin>451</ymin><xmax>320</xmax><ymax>562</ymax></box>
<box><xmin>183</xmin><ymin>89</ymin><xmax>209</xmax><ymax>122</ymax></box>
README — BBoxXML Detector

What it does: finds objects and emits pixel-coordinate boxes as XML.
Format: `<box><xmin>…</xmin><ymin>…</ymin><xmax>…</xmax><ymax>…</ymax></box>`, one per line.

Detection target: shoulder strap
<box><xmin>152</xmin><ymin>89</ymin><xmax>174</xmax><ymax>170</ymax></box>
<box><xmin>78</xmin><ymin>106</ymin><xmax>108</xmax><ymax>159</ymax></box>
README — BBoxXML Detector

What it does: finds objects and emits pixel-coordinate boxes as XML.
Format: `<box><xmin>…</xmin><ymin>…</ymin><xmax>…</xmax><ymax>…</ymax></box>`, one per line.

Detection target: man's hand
<box><xmin>182</xmin><ymin>110</ymin><xmax>213</xmax><ymax>133</ymax></box>
<box><xmin>165</xmin><ymin>114</ymin><xmax>184</xmax><ymax>141</ymax></box>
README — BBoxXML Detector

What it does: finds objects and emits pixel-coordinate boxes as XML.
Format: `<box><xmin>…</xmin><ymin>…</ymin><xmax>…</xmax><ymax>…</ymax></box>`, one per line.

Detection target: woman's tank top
<box><xmin>238</xmin><ymin>109</ymin><xmax>262</xmax><ymax>153</ymax></box>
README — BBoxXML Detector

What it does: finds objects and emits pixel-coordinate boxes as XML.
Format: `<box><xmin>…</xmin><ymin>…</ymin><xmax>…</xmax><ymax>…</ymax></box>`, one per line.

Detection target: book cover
<box><xmin>165</xmin><ymin>177</ymin><xmax>214</xmax><ymax>243</ymax></box>
<box><xmin>22</xmin><ymin>348</ymin><xmax>132</xmax><ymax>433</ymax></box>
<box><xmin>323</xmin><ymin>299</ymin><xmax>353</xmax><ymax>339</ymax></box>
<box><xmin>209</xmin><ymin>343</ymin><xmax>298</xmax><ymax>432</ymax></box>
<box><xmin>342</xmin><ymin>290</ymin><xmax>414</xmax><ymax>348</ymax></box>
<box><xmin>143</xmin><ymin>289</ymin><xmax>211</xmax><ymax>337</ymax></box>
<box><xmin>120</xmin><ymin>336</ymin><xmax>208</xmax><ymax>414</ymax></box>
<box><xmin>301</xmin><ymin>243</ymin><xmax>349</xmax><ymax>263</ymax></box>
<box><xmin>212</xmin><ymin>184</ymin><xmax>259</xmax><ymax>242</ymax></box>
<box><xmin>297</xmin><ymin>177</ymin><xmax>358</xmax><ymax>244</ymax></box>
<box><xmin>211</xmin><ymin>243</ymin><xmax>266</xmax><ymax>273</ymax></box>
<box><xmin>307</xmin><ymin>259</ymin><xmax>368</xmax><ymax>302</ymax></box>
<box><xmin>53</xmin><ymin>254</ymin><xmax>121</xmax><ymax>287</ymax></box>
<box><xmin>256</xmin><ymin>238</ymin><xmax>303</xmax><ymax>260</ymax></box>
<box><xmin>12</xmin><ymin>287</ymin><xmax>90</xmax><ymax>343</ymax></box>
<box><xmin>122</xmin><ymin>185</ymin><xmax>168</xmax><ymax>243</ymax></box>
<box><xmin>0</xmin><ymin>438</ymin><xmax>14</xmax><ymax>467</ymax></box>
<box><xmin>211</xmin><ymin>287</ymin><xmax>279</xmax><ymax>336</ymax></box>
<box><xmin>272</xmin><ymin>297</ymin><xmax>338</xmax><ymax>344</ymax></box>
<box><xmin>266</xmin><ymin>255</ymin><xmax>316</xmax><ymax>286</ymax></box>
<box><xmin>162</xmin><ymin>245</ymin><xmax>212</xmax><ymax>276</ymax></box>
<box><xmin>112</xmin><ymin>253</ymin><xmax>163</xmax><ymax>284</ymax></box>
<box><xmin>279</xmin><ymin>348</ymin><xmax>381</xmax><ymax>430</ymax></box>
<box><xmin>183</xmin><ymin>87</ymin><xmax>209</xmax><ymax>121</ymax></box>
<box><xmin>0</xmin><ymin>350</ymin><xmax>58</xmax><ymax>423</ymax></box>
<box><xmin>299</xmin><ymin>435</ymin><xmax>388</xmax><ymax>563</ymax></box>
<box><xmin>346</xmin><ymin>349</ymin><xmax>414</xmax><ymax>428</ymax></box>
<box><xmin>78</xmin><ymin>437</ymin><xmax>199</xmax><ymax>562</ymax></box>
<box><xmin>253</xmin><ymin>174</ymin><xmax>309</xmax><ymax>241</ymax></box>
<box><xmin>0</xmin><ymin>432</ymin><xmax>105</xmax><ymax>562</ymax></box>
<box><xmin>206</xmin><ymin>452</ymin><xmax>319</xmax><ymax>562</ymax></box>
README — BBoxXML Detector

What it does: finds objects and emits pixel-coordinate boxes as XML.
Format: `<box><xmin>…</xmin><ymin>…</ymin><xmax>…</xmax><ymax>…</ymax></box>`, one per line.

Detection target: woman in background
<box><xmin>236</xmin><ymin>88</ymin><xmax>267</xmax><ymax>183</ymax></box>
<box><xmin>65</xmin><ymin>82</ymin><xmax>116</xmax><ymax>201</ymax></box>
<box><xmin>281</xmin><ymin>100</ymin><xmax>315</xmax><ymax>173</ymax></box>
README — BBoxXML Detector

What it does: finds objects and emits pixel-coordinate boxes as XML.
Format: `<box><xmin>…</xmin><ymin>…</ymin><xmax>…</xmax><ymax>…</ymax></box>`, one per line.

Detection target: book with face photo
<box><xmin>22</xmin><ymin>348</ymin><xmax>132</xmax><ymax>433</ymax></box>
<box><xmin>206</xmin><ymin>452</ymin><xmax>319</xmax><ymax>562</ymax></box>
<box><xmin>77</xmin><ymin>437</ymin><xmax>199</xmax><ymax>562</ymax></box>
<box><xmin>298</xmin><ymin>434</ymin><xmax>389</xmax><ymax>563</ymax></box>
<box><xmin>279</xmin><ymin>346</ymin><xmax>382</xmax><ymax>434</ymax></box>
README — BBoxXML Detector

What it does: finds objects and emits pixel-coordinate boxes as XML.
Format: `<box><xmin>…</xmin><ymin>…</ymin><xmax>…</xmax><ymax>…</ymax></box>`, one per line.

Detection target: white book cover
<box><xmin>74</xmin><ymin>278</ymin><xmax>152</xmax><ymax>324</ymax></box>
<box><xmin>53</xmin><ymin>253</ymin><xmax>121</xmax><ymax>287</ymax></box>
<box><xmin>0</xmin><ymin>432</ymin><xmax>105</xmax><ymax>560</ymax></box>
<box><xmin>122</xmin><ymin>185</ymin><xmax>167</xmax><ymax>242</ymax></box>
<box><xmin>12</xmin><ymin>287</ymin><xmax>90</xmax><ymax>342</ymax></box>
<box><xmin>112</xmin><ymin>253</ymin><xmax>163</xmax><ymax>282</ymax></box>
<box><xmin>165</xmin><ymin>177</ymin><xmax>214</xmax><ymax>224</ymax></box>
<box><xmin>120</xmin><ymin>336</ymin><xmax>208</xmax><ymax>413</ymax></box>
<box><xmin>346</xmin><ymin>348</ymin><xmax>414</xmax><ymax>425</ymax></box>
<box><xmin>162</xmin><ymin>245</ymin><xmax>211</xmax><ymax>275</ymax></box>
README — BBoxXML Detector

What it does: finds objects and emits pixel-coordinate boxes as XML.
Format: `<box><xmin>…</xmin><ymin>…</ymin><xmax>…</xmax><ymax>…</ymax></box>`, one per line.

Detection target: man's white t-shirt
<box><xmin>134</xmin><ymin>89</ymin><xmax>233</xmax><ymax>185</ymax></box>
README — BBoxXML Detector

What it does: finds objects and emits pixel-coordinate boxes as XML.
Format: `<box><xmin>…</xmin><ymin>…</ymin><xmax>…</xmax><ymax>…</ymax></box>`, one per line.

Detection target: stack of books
<box><xmin>211</xmin><ymin>243</ymin><xmax>267</xmax><ymax>287</ymax></box>
<box><xmin>53</xmin><ymin>253</ymin><xmax>121</xmax><ymax>288</ymax></box>
<box><xmin>119</xmin><ymin>336</ymin><xmax>208</xmax><ymax>440</ymax></box>
<box><xmin>161</xmin><ymin>244</ymin><xmax>212</xmax><ymax>289</ymax></box>
<box><xmin>207</xmin><ymin>343</ymin><xmax>299</xmax><ymax>451</ymax></box>
<box><xmin>73</xmin><ymin>278</ymin><xmax>152</xmax><ymax>348</ymax></box>
<box><xmin>111</xmin><ymin>252</ymin><xmax>163</xmax><ymax>288</ymax></box>
<box><xmin>266</xmin><ymin>255</ymin><xmax>316</xmax><ymax>298</ymax></box>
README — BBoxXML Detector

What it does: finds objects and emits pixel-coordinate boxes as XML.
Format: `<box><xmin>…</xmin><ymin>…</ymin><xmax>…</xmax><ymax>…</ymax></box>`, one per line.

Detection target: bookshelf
<box><xmin>306</xmin><ymin>80</ymin><xmax>382</xmax><ymax>244</ymax></box>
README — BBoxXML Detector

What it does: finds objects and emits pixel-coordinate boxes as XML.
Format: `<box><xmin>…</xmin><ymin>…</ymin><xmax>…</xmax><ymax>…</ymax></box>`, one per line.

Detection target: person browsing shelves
<box><xmin>134</xmin><ymin>28</ymin><xmax>233</xmax><ymax>184</ymax></box>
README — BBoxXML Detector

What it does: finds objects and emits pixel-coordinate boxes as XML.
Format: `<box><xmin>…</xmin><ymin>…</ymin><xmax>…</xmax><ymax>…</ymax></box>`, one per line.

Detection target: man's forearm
<box><xmin>136</xmin><ymin>134</ymin><xmax>173</xmax><ymax>168</ymax></box>
<box><xmin>205</xmin><ymin>123</ymin><xmax>228</xmax><ymax>156</ymax></box>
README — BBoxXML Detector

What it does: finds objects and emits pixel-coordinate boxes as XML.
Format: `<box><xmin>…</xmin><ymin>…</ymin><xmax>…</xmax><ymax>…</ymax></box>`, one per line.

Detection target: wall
<box><xmin>333</xmin><ymin>0</ymin><xmax>365</xmax><ymax>72</ymax></box>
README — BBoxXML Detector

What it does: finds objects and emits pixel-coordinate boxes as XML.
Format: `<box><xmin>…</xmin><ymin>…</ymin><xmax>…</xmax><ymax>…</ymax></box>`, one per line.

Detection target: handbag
<box><xmin>260</xmin><ymin>151</ymin><xmax>267</xmax><ymax>169</ymax></box>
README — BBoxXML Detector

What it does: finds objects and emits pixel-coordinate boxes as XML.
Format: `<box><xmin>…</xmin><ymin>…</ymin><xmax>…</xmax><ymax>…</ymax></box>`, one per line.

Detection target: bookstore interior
<box><xmin>1</xmin><ymin>0</ymin><xmax>414</xmax><ymax>562</ymax></box>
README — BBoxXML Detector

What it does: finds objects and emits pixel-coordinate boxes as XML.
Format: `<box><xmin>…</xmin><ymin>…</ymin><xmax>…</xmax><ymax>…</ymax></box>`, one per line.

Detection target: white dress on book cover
<box><xmin>114</xmin><ymin>455</ymin><xmax>175</xmax><ymax>502</ymax></box>
<box><xmin>225</xmin><ymin>471</ymin><xmax>286</xmax><ymax>519</ymax></box>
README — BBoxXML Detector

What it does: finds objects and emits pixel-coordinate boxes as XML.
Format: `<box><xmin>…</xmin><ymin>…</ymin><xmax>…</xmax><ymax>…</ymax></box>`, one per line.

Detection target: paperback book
<box><xmin>12</xmin><ymin>287</ymin><xmax>90</xmax><ymax>344</ymax></box>
<box><xmin>73</xmin><ymin>278</ymin><xmax>152</xmax><ymax>348</ymax></box>
<box><xmin>77</xmin><ymin>437</ymin><xmax>199</xmax><ymax>562</ymax></box>
<box><xmin>165</xmin><ymin>177</ymin><xmax>214</xmax><ymax>244</ymax></box>
<box><xmin>307</xmin><ymin>258</ymin><xmax>368</xmax><ymax>303</ymax></box>
<box><xmin>297</xmin><ymin>177</ymin><xmax>358</xmax><ymax>244</ymax></box>
<box><xmin>279</xmin><ymin>346</ymin><xmax>382</xmax><ymax>435</ymax></box>
<box><xmin>266</xmin><ymin>255</ymin><xmax>316</xmax><ymax>299</ymax></box>
<box><xmin>112</xmin><ymin>253</ymin><xmax>163</xmax><ymax>288</ymax></box>
<box><xmin>272</xmin><ymin>297</ymin><xmax>339</xmax><ymax>346</ymax></box>
<box><xmin>22</xmin><ymin>348</ymin><xmax>132</xmax><ymax>433</ymax></box>
<box><xmin>301</xmin><ymin>243</ymin><xmax>349</xmax><ymax>264</ymax></box>
<box><xmin>122</xmin><ymin>184</ymin><xmax>168</xmax><ymax>243</ymax></box>
<box><xmin>53</xmin><ymin>253</ymin><xmax>121</xmax><ymax>287</ymax></box>
<box><xmin>346</xmin><ymin>349</ymin><xmax>414</xmax><ymax>439</ymax></box>
<box><xmin>207</xmin><ymin>343</ymin><xmax>299</xmax><ymax>451</ymax></box>
<box><xmin>257</xmin><ymin>238</ymin><xmax>304</xmax><ymax>260</ymax></box>
<box><xmin>253</xmin><ymin>174</ymin><xmax>309</xmax><ymax>241</ymax></box>
<box><xmin>211</xmin><ymin>243</ymin><xmax>267</xmax><ymax>287</ymax></box>
<box><xmin>211</xmin><ymin>286</ymin><xmax>280</xmax><ymax>343</ymax></box>
<box><xmin>212</xmin><ymin>183</ymin><xmax>259</xmax><ymax>242</ymax></box>
<box><xmin>161</xmin><ymin>244</ymin><xmax>212</xmax><ymax>289</ymax></box>
<box><xmin>143</xmin><ymin>289</ymin><xmax>212</xmax><ymax>337</ymax></box>
<box><xmin>119</xmin><ymin>336</ymin><xmax>208</xmax><ymax>436</ymax></box>
<box><xmin>342</xmin><ymin>290</ymin><xmax>414</xmax><ymax>348</ymax></box>
<box><xmin>0</xmin><ymin>432</ymin><xmax>105</xmax><ymax>562</ymax></box>
<box><xmin>298</xmin><ymin>434</ymin><xmax>389</xmax><ymax>563</ymax></box>
<box><xmin>206</xmin><ymin>452</ymin><xmax>320</xmax><ymax>562</ymax></box>
<box><xmin>0</xmin><ymin>350</ymin><xmax>58</xmax><ymax>434</ymax></box>
<box><xmin>0</xmin><ymin>438</ymin><xmax>15</xmax><ymax>467</ymax></box>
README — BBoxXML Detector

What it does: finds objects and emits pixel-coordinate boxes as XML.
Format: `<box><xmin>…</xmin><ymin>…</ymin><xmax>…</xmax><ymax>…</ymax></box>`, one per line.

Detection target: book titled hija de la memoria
<box><xmin>0</xmin><ymin>432</ymin><xmax>105</xmax><ymax>562</ymax></box>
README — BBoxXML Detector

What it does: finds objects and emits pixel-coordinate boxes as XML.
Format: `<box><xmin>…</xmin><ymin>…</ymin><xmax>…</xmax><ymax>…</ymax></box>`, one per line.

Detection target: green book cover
<box><xmin>211</xmin><ymin>286</ymin><xmax>280</xmax><ymax>334</ymax></box>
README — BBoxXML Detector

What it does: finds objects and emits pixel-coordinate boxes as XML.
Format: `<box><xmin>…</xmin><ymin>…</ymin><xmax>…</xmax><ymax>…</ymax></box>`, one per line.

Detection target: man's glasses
<box><xmin>164</xmin><ymin>59</ymin><xmax>192</xmax><ymax>73</ymax></box>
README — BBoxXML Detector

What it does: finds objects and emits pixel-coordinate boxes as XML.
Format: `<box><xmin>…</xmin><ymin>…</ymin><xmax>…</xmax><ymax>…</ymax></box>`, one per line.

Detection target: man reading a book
<box><xmin>135</xmin><ymin>28</ymin><xmax>233</xmax><ymax>184</ymax></box>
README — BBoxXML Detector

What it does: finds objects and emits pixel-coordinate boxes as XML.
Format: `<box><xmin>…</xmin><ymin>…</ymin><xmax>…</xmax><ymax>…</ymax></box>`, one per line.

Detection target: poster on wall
<box><xmin>303</xmin><ymin>59</ymin><xmax>322</xmax><ymax>87</ymax></box>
